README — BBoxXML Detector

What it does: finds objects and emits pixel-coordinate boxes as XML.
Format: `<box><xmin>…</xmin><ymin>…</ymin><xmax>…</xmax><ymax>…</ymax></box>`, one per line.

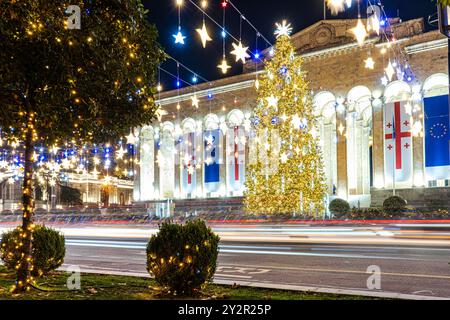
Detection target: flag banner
<box><xmin>226</xmin><ymin>126</ymin><xmax>246</xmax><ymax>192</ymax></box>
<box><xmin>424</xmin><ymin>95</ymin><xmax>450</xmax><ymax>181</ymax></box>
<box><xmin>181</xmin><ymin>132</ymin><xmax>197</xmax><ymax>195</ymax></box>
<box><xmin>384</xmin><ymin>101</ymin><xmax>413</xmax><ymax>185</ymax></box>
<box><xmin>204</xmin><ymin>129</ymin><xmax>221</xmax><ymax>192</ymax></box>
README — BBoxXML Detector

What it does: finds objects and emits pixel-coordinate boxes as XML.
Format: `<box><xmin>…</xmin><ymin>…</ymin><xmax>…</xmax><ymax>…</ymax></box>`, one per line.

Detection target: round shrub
<box><xmin>383</xmin><ymin>196</ymin><xmax>407</xmax><ymax>215</ymax></box>
<box><xmin>146</xmin><ymin>220</ymin><xmax>220</xmax><ymax>295</ymax></box>
<box><xmin>329</xmin><ymin>198</ymin><xmax>350</xmax><ymax>218</ymax></box>
<box><xmin>0</xmin><ymin>225</ymin><xmax>66</xmax><ymax>277</ymax></box>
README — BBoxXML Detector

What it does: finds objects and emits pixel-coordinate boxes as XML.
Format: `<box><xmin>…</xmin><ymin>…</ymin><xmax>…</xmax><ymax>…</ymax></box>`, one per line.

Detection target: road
<box><xmin>2</xmin><ymin>224</ymin><xmax>450</xmax><ymax>298</ymax></box>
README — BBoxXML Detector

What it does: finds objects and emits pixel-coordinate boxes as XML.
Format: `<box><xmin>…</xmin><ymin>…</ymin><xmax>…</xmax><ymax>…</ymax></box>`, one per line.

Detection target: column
<box><xmin>413</xmin><ymin>104</ymin><xmax>425</xmax><ymax>187</ymax></box>
<box><xmin>362</xmin><ymin>126</ymin><xmax>371</xmax><ymax>194</ymax></box>
<box><xmin>154</xmin><ymin>128</ymin><xmax>160</xmax><ymax>200</ymax></box>
<box><xmin>195</xmin><ymin>121</ymin><xmax>203</xmax><ymax>198</ymax></box>
<box><xmin>220</xmin><ymin>127</ymin><xmax>227</xmax><ymax>197</ymax></box>
<box><xmin>174</xmin><ymin>132</ymin><xmax>181</xmax><ymax>199</ymax></box>
<box><xmin>133</xmin><ymin>128</ymin><xmax>141</xmax><ymax>202</ymax></box>
<box><xmin>336</xmin><ymin>110</ymin><xmax>348</xmax><ymax>200</ymax></box>
<box><xmin>372</xmin><ymin>102</ymin><xmax>385</xmax><ymax>189</ymax></box>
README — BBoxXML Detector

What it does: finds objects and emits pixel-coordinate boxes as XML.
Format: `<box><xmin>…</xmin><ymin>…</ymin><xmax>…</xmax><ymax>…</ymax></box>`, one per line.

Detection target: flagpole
<box><xmin>392</xmin><ymin>139</ymin><xmax>396</xmax><ymax>196</ymax></box>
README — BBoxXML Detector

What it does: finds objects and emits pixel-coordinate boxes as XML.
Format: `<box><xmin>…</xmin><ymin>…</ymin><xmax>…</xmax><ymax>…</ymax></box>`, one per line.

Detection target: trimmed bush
<box><xmin>383</xmin><ymin>196</ymin><xmax>407</xmax><ymax>215</ymax></box>
<box><xmin>146</xmin><ymin>220</ymin><xmax>220</xmax><ymax>295</ymax></box>
<box><xmin>0</xmin><ymin>225</ymin><xmax>66</xmax><ymax>277</ymax></box>
<box><xmin>329</xmin><ymin>198</ymin><xmax>350</xmax><ymax>217</ymax></box>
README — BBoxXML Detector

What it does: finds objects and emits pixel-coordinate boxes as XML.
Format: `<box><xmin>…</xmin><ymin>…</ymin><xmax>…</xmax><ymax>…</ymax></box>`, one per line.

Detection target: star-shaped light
<box><xmin>116</xmin><ymin>147</ymin><xmax>127</xmax><ymax>159</ymax></box>
<box><xmin>338</xmin><ymin>122</ymin><xmax>345</xmax><ymax>135</ymax></box>
<box><xmin>266</xmin><ymin>95</ymin><xmax>279</xmax><ymax>108</ymax></box>
<box><xmin>385</xmin><ymin>60</ymin><xmax>395</xmax><ymax>81</ymax></box>
<box><xmin>274</xmin><ymin>20</ymin><xmax>293</xmax><ymax>38</ymax></box>
<box><xmin>254</xmin><ymin>78</ymin><xmax>260</xmax><ymax>90</ymax></box>
<box><xmin>173</xmin><ymin>30</ymin><xmax>186</xmax><ymax>45</ymax></box>
<box><xmin>126</xmin><ymin>132</ymin><xmax>136</xmax><ymax>145</ymax></box>
<box><xmin>381</xmin><ymin>76</ymin><xmax>389</xmax><ymax>86</ymax></box>
<box><xmin>280</xmin><ymin>153</ymin><xmax>288</xmax><ymax>164</ymax></box>
<box><xmin>351</xmin><ymin>18</ymin><xmax>367</xmax><ymax>46</ymax></box>
<box><xmin>217</xmin><ymin>59</ymin><xmax>231</xmax><ymax>74</ymax></box>
<box><xmin>326</xmin><ymin>0</ymin><xmax>346</xmax><ymax>16</ymax></box>
<box><xmin>191</xmin><ymin>95</ymin><xmax>199</xmax><ymax>108</ymax></box>
<box><xmin>230</xmin><ymin>42</ymin><xmax>250</xmax><ymax>64</ymax></box>
<box><xmin>196</xmin><ymin>21</ymin><xmax>212</xmax><ymax>48</ymax></box>
<box><xmin>205</xmin><ymin>135</ymin><xmax>214</xmax><ymax>146</ymax></box>
<box><xmin>364</xmin><ymin>57</ymin><xmax>375</xmax><ymax>70</ymax></box>
<box><xmin>155</xmin><ymin>106</ymin><xmax>168</xmax><ymax>121</ymax></box>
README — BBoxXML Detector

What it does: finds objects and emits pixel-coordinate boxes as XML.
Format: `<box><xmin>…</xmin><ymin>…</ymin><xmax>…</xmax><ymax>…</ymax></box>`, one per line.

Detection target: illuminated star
<box><xmin>381</xmin><ymin>76</ymin><xmax>389</xmax><ymax>86</ymax></box>
<box><xmin>351</xmin><ymin>18</ymin><xmax>367</xmax><ymax>46</ymax></box>
<box><xmin>155</xmin><ymin>106</ymin><xmax>168</xmax><ymax>121</ymax></box>
<box><xmin>126</xmin><ymin>132</ymin><xmax>136</xmax><ymax>145</ymax></box>
<box><xmin>274</xmin><ymin>20</ymin><xmax>293</xmax><ymax>38</ymax></box>
<box><xmin>280</xmin><ymin>153</ymin><xmax>288</xmax><ymax>164</ymax></box>
<box><xmin>173</xmin><ymin>30</ymin><xmax>186</xmax><ymax>45</ymax></box>
<box><xmin>266</xmin><ymin>95</ymin><xmax>279</xmax><ymax>108</ymax></box>
<box><xmin>217</xmin><ymin>59</ymin><xmax>231</xmax><ymax>74</ymax></box>
<box><xmin>196</xmin><ymin>21</ymin><xmax>212</xmax><ymax>48</ymax></box>
<box><xmin>116</xmin><ymin>147</ymin><xmax>127</xmax><ymax>159</ymax></box>
<box><xmin>230</xmin><ymin>42</ymin><xmax>250</xmax><ymax>64</ymax></box>
<box><xmin>205</xmin><ymin>135</ymin><xmax>214</xmax><ymax>146</ymax></box>
<box><xmin>191</xmin><ymin>95</ymin><xmax>199</xmax><ymax>108</ymax></box>
<box><xmin>364</xmin><ymin>57</ymin><xmax>375</xmax><ymax>70</ymax></box>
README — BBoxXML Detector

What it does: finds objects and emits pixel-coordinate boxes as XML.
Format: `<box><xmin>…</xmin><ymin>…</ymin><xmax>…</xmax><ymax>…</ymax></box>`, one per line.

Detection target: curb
<box><xmin>72</xmin><ymin>267</ymin><xmax>450</xmax><ymax>300</ymax></box>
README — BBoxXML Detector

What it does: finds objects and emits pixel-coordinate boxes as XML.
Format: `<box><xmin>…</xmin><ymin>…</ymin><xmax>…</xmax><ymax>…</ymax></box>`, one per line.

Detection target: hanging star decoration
<box><xmin>274</xmin><ymin>20</ymin><xmax>293</xmax><ymax>38</ymax></box>
<box><xmin>196</xmin><ymin>21</ymin><xmax>212</xmax><ymax>48</ymax></box>
<box><xmin>230</xmin><ymin>42</ymin><xmax>250</xmax><ymax>64</ymax></box>
<box><xmin>381</xmin><ymin>76</ymin><xmax>389</xmax><ymax>86</ymax></box>
<box><xmin>385</xmin><ymin>60</ymin><xmax>395</xmax><ymax>81</ymax></box>
<box><xmin>364</xmin><ymin>57</ymin><xmax>375</xmax><ymax>70</ymax></box>
<box><xmin>326</xmin><ymin>0</ymin><xmax>346</xmax><ymax>16</ymax></box>
<box><xmin>351</xmin><ymin>18</ymin><xmax>367</xmax><ymax>46</ymax></box>
<box><xmin>173</xmin><ymin>30</ymin><xmax>186</xmax><ymax>45</ymax></box>
<box><xmin>217</xmin><ymin>59</ymin><xmax>231</xmax><ymax>74</ymax></box>
<box><xmin>191</xmin><ymin>94</ymin><xmax>200</xmax><ymax>108</ymax></box>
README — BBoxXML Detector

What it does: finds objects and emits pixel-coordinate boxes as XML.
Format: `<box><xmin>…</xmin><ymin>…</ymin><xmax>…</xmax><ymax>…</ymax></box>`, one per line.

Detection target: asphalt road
<box><xmin>39</xmin><ymin>224</ymin><xmax>450</xmax><ymax>299</ymax></box>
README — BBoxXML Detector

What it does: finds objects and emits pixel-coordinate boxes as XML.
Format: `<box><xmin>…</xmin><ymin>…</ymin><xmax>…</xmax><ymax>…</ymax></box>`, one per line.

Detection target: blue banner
<box><xmin>204</xmin><ymin>129</ymin><xmax>220</xmax><ymax>184</ymax></box>
<box><xmin>424</xmin><ymin>95</ymin><xmax>450</xmax><ymax>180</ymax></box>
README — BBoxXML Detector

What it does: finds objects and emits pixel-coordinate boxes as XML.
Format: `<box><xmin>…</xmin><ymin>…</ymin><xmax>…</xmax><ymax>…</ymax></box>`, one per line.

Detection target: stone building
<box><xmin>134</xmin><ymin>17</ymin><xmax>450</xmax><ymax>214</ymax></box>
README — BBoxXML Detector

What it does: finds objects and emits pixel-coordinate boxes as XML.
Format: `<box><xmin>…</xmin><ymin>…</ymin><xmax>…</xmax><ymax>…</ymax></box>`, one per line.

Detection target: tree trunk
<box><xmin>14</xmin><ymin>112</ymin><xmax>35</xmax><ymax>293</ymax></box>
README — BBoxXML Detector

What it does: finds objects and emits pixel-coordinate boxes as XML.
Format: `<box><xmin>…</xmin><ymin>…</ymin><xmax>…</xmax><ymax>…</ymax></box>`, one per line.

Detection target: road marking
<box><xmin>219</xmin><ymin>263</ymin><xmax>450</xmax><ymax>280</ymax></box>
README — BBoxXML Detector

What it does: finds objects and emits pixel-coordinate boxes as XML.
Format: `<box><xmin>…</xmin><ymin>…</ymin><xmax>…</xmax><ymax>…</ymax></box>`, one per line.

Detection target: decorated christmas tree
<box><xmin>244</xmin><ymin>21</ymin><xmax>327</xmax><ymax>216</ymax></box>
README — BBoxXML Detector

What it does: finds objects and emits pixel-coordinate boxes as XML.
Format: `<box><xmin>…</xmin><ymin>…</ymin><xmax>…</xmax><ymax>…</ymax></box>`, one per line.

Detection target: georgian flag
<box><xmin>226</xmin><ymin>126</ymin><xmax>246</xmax><ymax>192</ymax></box>
<box><xmin>181</xmin><ymin>132</ymin><xmax>196</xmax><ymax>195</ymax></box>
<box><xmin>384</xmin><ymin>101</ymin><xmax>413</xmax><ymax>185</ymax></box>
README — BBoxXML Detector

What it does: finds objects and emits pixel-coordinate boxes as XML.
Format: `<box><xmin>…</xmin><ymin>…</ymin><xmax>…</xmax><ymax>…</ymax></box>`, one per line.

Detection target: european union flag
<box><xmin>424</xmin><ymin>95</ymin><xmax>450</xmax><ymax>180</ymax></box>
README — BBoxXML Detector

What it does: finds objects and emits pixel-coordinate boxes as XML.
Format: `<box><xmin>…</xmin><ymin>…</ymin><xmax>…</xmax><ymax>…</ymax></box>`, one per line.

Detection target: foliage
<box><xmin>1</xmin><ymin>225</ymin><xmax>65</xmax><ymax>277</ymax></box>
<box><xmin>438</xmin><ymin>0</ymin><xmax>450</xmax><ymax>7</ymax></box>
<box><xmin>60</xmin><ymin>185</ymin><xmax>83</xmax><ymax>206</ymax></box>
<box><xmin>383</xmin><ymin>196</ymin><xmax>407</xmax><ymax>215</ymax></box>
<box><xmin>348</xmin><ymin>207</ymin><xmax>386</xmax><ymax>220</ymax></box>
<box><xmin>0</xmin><ymin>0</ymin><xmax>163</xmax><ymax>291</ymax></box>
<box><xmin>244</xmin><ymin>30</ymin><xmax>327</xmax><ymax>216</ymax></box>
<box><xmin>328</xmin><ymin>198</ymin><xmax>350</xmax><ymax>217</ymax></box>
<box><xmin>146</xmin><ymin>220</ymin><xmax>220</xmax><ymax>295</ymax></box>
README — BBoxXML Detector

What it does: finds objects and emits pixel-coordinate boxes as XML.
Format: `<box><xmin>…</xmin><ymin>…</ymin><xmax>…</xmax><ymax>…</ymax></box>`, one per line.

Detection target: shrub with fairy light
<box><xmin>383</xmin><ymin>196</ymin><xmax>407</xmax><ymax>216</ymax></box>
<box><xmin>146</xmin><ymin>220</ymin><xmax>220</xmax><ymax>295</ymax></box>
<box><xmin>0</xmin><ymin>225</ymin><xmax>65</xmax><ymax>277</ymax></box>
<box><xmin>329</xmin><ymin>198</ymin><xmax>351</xmax><ymax>218</ymax></box>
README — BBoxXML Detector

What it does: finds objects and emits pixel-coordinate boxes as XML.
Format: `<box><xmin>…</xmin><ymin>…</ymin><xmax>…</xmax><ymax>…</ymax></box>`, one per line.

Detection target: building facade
<box><xmin>134</xmin><ymin>18</ymin><xmax>450</xmax><ymax>211</ymax></box>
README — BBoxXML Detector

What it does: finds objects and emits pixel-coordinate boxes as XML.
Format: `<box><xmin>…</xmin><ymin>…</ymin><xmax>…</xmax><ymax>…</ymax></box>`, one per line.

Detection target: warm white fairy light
<box><xmin>196</xmin><ymin>21</ymin><xmax>212</xmax><ymax>48</ymax></box>
<box><xmin>326</xmin><ymin>0</ymin><xmax>346</xmax><ymax>15</ymax></box>
<box><xmin>230</xmin><ymin>42</ymin><xmax>250</xmax><ymax>64</ymax></box>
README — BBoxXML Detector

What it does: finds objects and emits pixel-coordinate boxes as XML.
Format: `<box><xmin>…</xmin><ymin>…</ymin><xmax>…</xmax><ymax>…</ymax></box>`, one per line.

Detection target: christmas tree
<box><xmin>244</xmin><ymin>21</ymin><xmax>327</xmax><ymax>216</ymax></box>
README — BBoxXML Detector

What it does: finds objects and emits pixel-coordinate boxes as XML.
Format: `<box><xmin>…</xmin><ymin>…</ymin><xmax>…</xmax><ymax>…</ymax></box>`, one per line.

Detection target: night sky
<box><xmin>144</xmin><ymin>0</ymin><xmax>438</xmax><ymax>90</ymax></box>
